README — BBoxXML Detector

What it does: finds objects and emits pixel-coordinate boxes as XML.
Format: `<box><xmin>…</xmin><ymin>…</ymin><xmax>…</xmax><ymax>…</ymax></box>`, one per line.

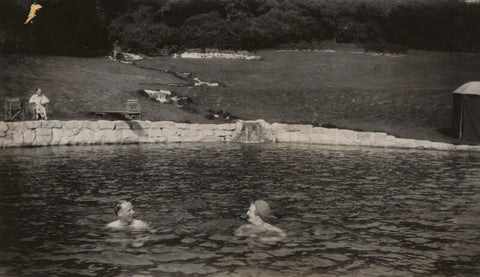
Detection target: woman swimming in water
<box><xmin>235</xmin><ymin>200</ymin><xmax>286</xmax><ymax>243</ymax></box>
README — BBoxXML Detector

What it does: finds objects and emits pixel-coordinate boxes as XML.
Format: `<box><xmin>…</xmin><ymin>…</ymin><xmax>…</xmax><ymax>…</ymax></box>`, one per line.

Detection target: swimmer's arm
<box><xmin>132</xmin><ymin>220</ymin><xmax>150</xmax><ymax>230</ymax></box>
<box><xmin>273</xmin><ymin>226</ymin><xmax>287</xmax><ymax>238</ymax></box>
<box><xmin>259</xmin><ymin>224</ymin><xmax>286</xmax><ymax>242</ymax></box>
<box><xmin>264</xmin><ymin>223</ymin><xmax>286</xmax><ymax>236</ymax></box>
<box><xmin>234</xmin><ymin>225</ymin><xmax>251</xmax><ymax>237</ymax></box>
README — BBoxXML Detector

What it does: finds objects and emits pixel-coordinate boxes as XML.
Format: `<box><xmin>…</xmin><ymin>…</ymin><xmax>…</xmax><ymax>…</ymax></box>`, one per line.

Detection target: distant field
<box><xmin>2</xmin><ymin>48</ymin><xmax>480</xmax><ymax>142</ymax></box>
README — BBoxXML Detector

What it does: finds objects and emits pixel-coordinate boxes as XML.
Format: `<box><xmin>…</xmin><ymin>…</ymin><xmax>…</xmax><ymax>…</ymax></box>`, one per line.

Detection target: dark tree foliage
<box><xmin>2</xmin><ymin>0</ymin><xmax>480</xmax><ymax>56</ymax></box>
<box><xmin>162</xmin><ymin>0</ymin><xmax>227</xmax><ymax>27</ymax></box>
<box><xmin>1</xmin><ymin>0</ymin><xmax>110</xmax><ymax>56</ymax></box>
<box><xmin>385</xmin><ymin>0</ymin><xmax>480</xmax><ymax>52</ymax></box>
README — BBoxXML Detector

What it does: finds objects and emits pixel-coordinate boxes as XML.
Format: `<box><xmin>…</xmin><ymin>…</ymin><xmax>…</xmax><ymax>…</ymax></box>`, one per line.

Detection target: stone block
<box><xmin>235</xmin><ymin>121</ymin><xmax>244</xmax><ymax>132</ymax></box>
<box><xmin>153</xmin><ymin>136</ymin><xmax>167</xmax><ymax>143</ymax></box>
<box><xmin>166</xmin><ymin>135</ymin><xmax>182</xmax><ymax>143</ymax></box>
<box><xmin>63</xmin><ymin>120</ymin><xmax>83</xmax><ymax>130</ymax></box>
<box><xmin>335</xmin><ymin>136</ymin><xmax>356</xmax><ymax>146</ymax></box>
<box><xmin>275</xmin><ymin>131</ymin><xmax>291</xmax><ymax>142</ymax></box>
<box><xmin>73</xmin><ymin>129</ymin><xmax>95</xmax><ymax>145</ymax></box>
<box><xmin>0</xmin><ymin>122</ymin><xmax>8</xmax><ymax>132</ymax></box>
<box><xmin>130</xmin><ymin>120</ymin><xmax>151</xmax><ymax>130</ymax></box>
<box><xmin>311</xmin><ymin>127</ymin><xmax>328</xmax><ymax>134</ymax></box>
<box><xmin>257</xmin><ymin>119</ymin><xmax>271</xmax><ymax>129</ymax></box>
<box><xmin>36</xmin><ymin>135</ymin><xmax>51</xmax><ymax>146</ymax></box>
<box><xmin>471</xmin><ymin>145</ymin><xmax>480</xmax><ymax>152</ymax></box>
<box><xmin>26</xmin><ymin>121</ymin><xmax>41</xmax><ymax>129</ymax></box>
<box><xmin>7</xmin><ymin>130</ymin><xmax>24</xmax><ymax>145</ymax></box>
<box><xmin>214</xmin><ymin>130</ymin><xmax>235</xmax><ymax>138</ymax></box>
<box><xmin>382</xmin><ymin>135</ymin><xmax>397</xmax><ymax>147</ymax></box>
<box><xmin>284</xmin><ymin>124</ymin><xmax>313</xmax><ymax>133</ymax></box>
<box><xmin>177</xmin><ymin>135</ymin><xmax>197</xmax><ymax>142</ymax></box>
<box><xmin>430</xmin><ymin>142</ymin><xmax>454</xmax><ymax>151</ymax></box>
<box><xmin>261</xmin><ymin>130</ymin><xmax>276</xmax><ymax>142</ymax></box>
<box><xmin>162</xmin><ymin>128</ymin><xmax>177</xmax><ymax>136</ymax></box>
<box><xmin>290</xmin><ymin>132</ymin><xmax>310</xmax><ymax>143</ymax></box>
<box><xmin>201</xmin><ymin>135</ymin><xmax>223</xmax><ymax>142</ymax></box>
<box><xmin>414</xmin><ymin>140</ymin><xmax>433</xmax><ymax>149</ymax></box>
<box><xmin>151</xmin><ymin>121</ymin><xmax>175</xmax><ymax>129</ymax></box>
<box><xmin>51</xmin><ymin>128</ymin><xmax>63</xmax><ymax>145</ymax></box>
<box><xmin>92</xmin><ymin>130</ymin><xmax>104</xmax><ymax>144</ymax></box>
<box><xmin>114</xmin><ymin>121</ymin><xmax>131</xmax><ymax>130</ymax></box>
<box><xmin>337</xmin><ymin>129</ymin><xmax>359</xmax><ymax>144</ymax></box>
<box><xmin>453</xmin><ymin>144</ymin><xmax>472</xmax><ymax>151</ymax></box>
<box><xmin>316</xmin><ymin>128</ymin><xmax>340</xmax><ymax>145</ymax></box>
<box><xmin>138</xmin><ymin>136</ymin><xmax>156</xmax><ymax>144</ymax></box>
<box><xmin>23</xmin><ymin>130</ymin><xmax>36</xmax><ymax>145</ymax></box>
<box><xmin>59</xmin><ymin>128</ymin><xmax>78</xmax><ymax>145</ymax></box>
<box><xmin>83</xmin><ymin>121</ymin><xmax>98</xmax><ymax>130</ymax></box>
<box><xmin>372</xmin><ymin>132</ymin><xmax>387</xmax><ymax>140</ymax></box>
<box><xmin>131</xmin><ymin>128</ymin><xmax>148</xmax><ymax>137</ymax></box>
<box><xmin>97</xmin><ymin>120</ymin><xmax>115</xmax><ymax>130</ymax></box>
<box><xmin>42</xmin><ymin>120</ymin><xmax>62</xmax><ymax>128</ymax></box>
<box><xmin>308</xmin><ymin>133</ymin><xmax>325</xmax><ymax>144</ymax></box>
<box><xmin>217</xmin><ymin>123</ymin><xmax>237</xmax><ymax>131</ymax></box>
<box><xmin>121</xmin><ymin>129</ymin><xmax>139</xmax><ymax>144</ymax></box>
<box><xmin>0</xmin><ymin>137</ymin><xmax>13</xmax><ymax>148</ymax></box>
<box><xmin>59</xmin><ymin>131</ymin><xmax>72</xmax><ymax>145</ymax></box>
<box><xmin>149</xmin><ymin>128</ymin><xmax>164</xmax><ymax>137</ymax></box>
<box><xmin>7</xmin><ymin>122</ymin><xmax>26</xmax><ymax>131</ymax></box>
<box><xmin>270</xmin><ymin>123</ymin><xmax>288</xmax><ymax>130</ymax></box>
<box><xmin>186</xmin><ymin>123</ymin><xmax>201</xmax><ymax>130</ymax></box>
<box><xmin>36</xmin><ymin>128</ymin><xmax>52</xmax><ymax>137</ymax></box>
<box><xmin>175</xmin><ymin>123</ymin><xmax>191</xmax><ymax>129</ymax></box>
<box><xmin>201</xmin><ymin>124</ymin><xmax>223</xmax><ymax>131</ymax></box>
<box><xmin>101</xmin><ymin>130</ymin><xmax>120</xmax><ymax>144</ymax></box>
<box><xmin>368</xmin><ymin>132</ymin><xmax>388</xmax><ymax>147</ymax></box>
<box><xmin>358</xmin><ymin>132</ymin><xmax>374</xmax><ymax>145</ymax></box>
<box><xmin>393</xmin><ymin>138</ymin><xmax>419</xmax><ymax>149</ymax></box>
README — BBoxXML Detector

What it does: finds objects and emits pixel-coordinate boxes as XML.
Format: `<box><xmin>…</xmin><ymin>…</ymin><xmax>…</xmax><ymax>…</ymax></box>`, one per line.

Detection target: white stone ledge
<box><xmin>0</xmin><ymin>119</ymin><xmax>478</xmax><ymax>152</ymax></box>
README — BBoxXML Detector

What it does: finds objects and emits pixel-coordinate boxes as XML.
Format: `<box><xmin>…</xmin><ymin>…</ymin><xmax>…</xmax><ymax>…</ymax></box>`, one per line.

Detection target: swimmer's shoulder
<box><xmin>235</xmin><ymin>224</ymin><xmax>254</xmax><ymax>236</ymax></box>
<box><xmin>263</xmin><ymin>223</ymin><xmax>286</xmax><ymax>237</ymax></box>
<box><xmin>106</xmin><ymin>220</ymin><xmax>122</xmax><ymax>229</ymax></box>
<box><xmin>130</xmin><ymin>219</ymin><xmax>150</xmax><ymax>230</ymax></box>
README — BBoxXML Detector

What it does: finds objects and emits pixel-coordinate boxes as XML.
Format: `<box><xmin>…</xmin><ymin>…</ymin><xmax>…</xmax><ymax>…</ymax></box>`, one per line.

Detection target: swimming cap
<box><xmin>254</xmin><ymin>200</ymin><xmax>271</xmax><ymax>220</ymax></box>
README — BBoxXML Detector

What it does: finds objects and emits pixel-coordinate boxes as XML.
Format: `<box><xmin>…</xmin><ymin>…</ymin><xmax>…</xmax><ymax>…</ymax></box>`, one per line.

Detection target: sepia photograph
<box><xmin>1</xmin><ymin>0</ymin><xmax>480</xmax><ymax>276</ymax></box>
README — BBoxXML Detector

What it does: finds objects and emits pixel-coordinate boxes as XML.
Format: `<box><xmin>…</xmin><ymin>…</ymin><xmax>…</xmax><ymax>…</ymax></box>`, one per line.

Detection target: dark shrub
<box><xmin>363</xmin><ymin>42</ymin><xmax>408</xmax><ymax>55</ymax></box>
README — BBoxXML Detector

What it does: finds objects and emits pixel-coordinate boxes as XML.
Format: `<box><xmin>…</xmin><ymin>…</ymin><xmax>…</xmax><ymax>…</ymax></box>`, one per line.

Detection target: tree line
<box><xmin>1</xmin><ymin>0</ymin><xmax>479</xmax><ymax>56</ymax></box>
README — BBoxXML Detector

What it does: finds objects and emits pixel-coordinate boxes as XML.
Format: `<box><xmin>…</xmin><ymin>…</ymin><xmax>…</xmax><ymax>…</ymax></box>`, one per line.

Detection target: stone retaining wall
<box><xmin>0</xmin><ymin>119</ymin><xmax>478</xmax><ymax>152</ymax></box>
<box><xmin>177</xmin><ymin>52</ymin><xmax>262</xmax><ymax>60</ymax></box>
<box><xmin>0</xmin><ymin>120</ymin><xmax>237</xmax><ymax>147</ymax></box>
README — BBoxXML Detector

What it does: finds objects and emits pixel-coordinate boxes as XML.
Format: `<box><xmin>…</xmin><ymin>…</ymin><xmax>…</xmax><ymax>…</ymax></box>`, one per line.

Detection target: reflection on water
<box><xmin>0</xmin><ymin>143</ymin><xmax>480</xmax><ymax>276</ymax></box>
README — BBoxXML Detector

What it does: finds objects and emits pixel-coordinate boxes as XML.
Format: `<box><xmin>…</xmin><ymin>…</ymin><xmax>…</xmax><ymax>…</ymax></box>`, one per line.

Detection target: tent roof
<box><xmin>454</xmin><ymin>81</ymin><xmax>480</xmax><ymax>95</ymax></box>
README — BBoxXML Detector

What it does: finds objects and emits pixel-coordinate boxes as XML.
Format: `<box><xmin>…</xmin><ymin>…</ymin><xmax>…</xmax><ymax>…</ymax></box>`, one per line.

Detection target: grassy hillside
<box><xmin>2</xmin><ymin>48</ymin><xmax>480</xmax><ymax>143</ymax></box>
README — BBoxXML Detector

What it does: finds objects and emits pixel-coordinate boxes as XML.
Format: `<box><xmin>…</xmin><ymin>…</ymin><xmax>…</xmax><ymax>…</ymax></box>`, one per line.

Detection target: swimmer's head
<box><xmin>114</xmin><ymin>201</ymin><xmax>134</xmax><ymax>223</ymax></box>
<box><xmin>247</xmin><ymin>200</ymin><xmax>271</xmax><ymax>223</ymax></box>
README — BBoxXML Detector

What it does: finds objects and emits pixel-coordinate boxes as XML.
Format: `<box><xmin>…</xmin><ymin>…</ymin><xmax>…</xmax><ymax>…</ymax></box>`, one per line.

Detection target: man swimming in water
<box><xmin>107</xmin><ymin>201</ymin><xmax>149</xmax><ymax>231</ymax></box>
<box><xmin>235</xmin><ymin>200</ymin><xmax>286</xmax><ymax>242</ymax></box>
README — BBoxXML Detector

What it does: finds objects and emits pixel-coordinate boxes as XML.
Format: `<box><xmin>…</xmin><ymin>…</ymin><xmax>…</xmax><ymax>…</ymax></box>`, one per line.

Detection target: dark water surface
<box><xmin>0</xmin><ymin>143</ymin><xmax>479</xmax><ymax>276</ymax></box>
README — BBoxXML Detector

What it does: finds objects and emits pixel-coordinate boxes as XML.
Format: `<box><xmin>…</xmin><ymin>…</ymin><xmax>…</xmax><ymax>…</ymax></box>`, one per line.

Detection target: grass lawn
<box><xmin>2</xmin><ymin>47</ymin><xmax>480</xmax><ymax>143</ymax></box>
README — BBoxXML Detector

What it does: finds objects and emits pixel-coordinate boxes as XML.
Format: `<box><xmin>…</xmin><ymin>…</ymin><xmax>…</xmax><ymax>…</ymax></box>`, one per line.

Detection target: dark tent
<box><xmin>452</xmin><ymin>82</ymin><xmax>480</xmax><ymax>141</ymax></box>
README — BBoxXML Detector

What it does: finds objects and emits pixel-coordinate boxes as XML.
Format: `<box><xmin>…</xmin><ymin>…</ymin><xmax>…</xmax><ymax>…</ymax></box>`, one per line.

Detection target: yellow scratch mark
<box><xmin>24</xmin><ymin>3</ymin><xmax>43</xmax><ymax>24</ymax></box>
